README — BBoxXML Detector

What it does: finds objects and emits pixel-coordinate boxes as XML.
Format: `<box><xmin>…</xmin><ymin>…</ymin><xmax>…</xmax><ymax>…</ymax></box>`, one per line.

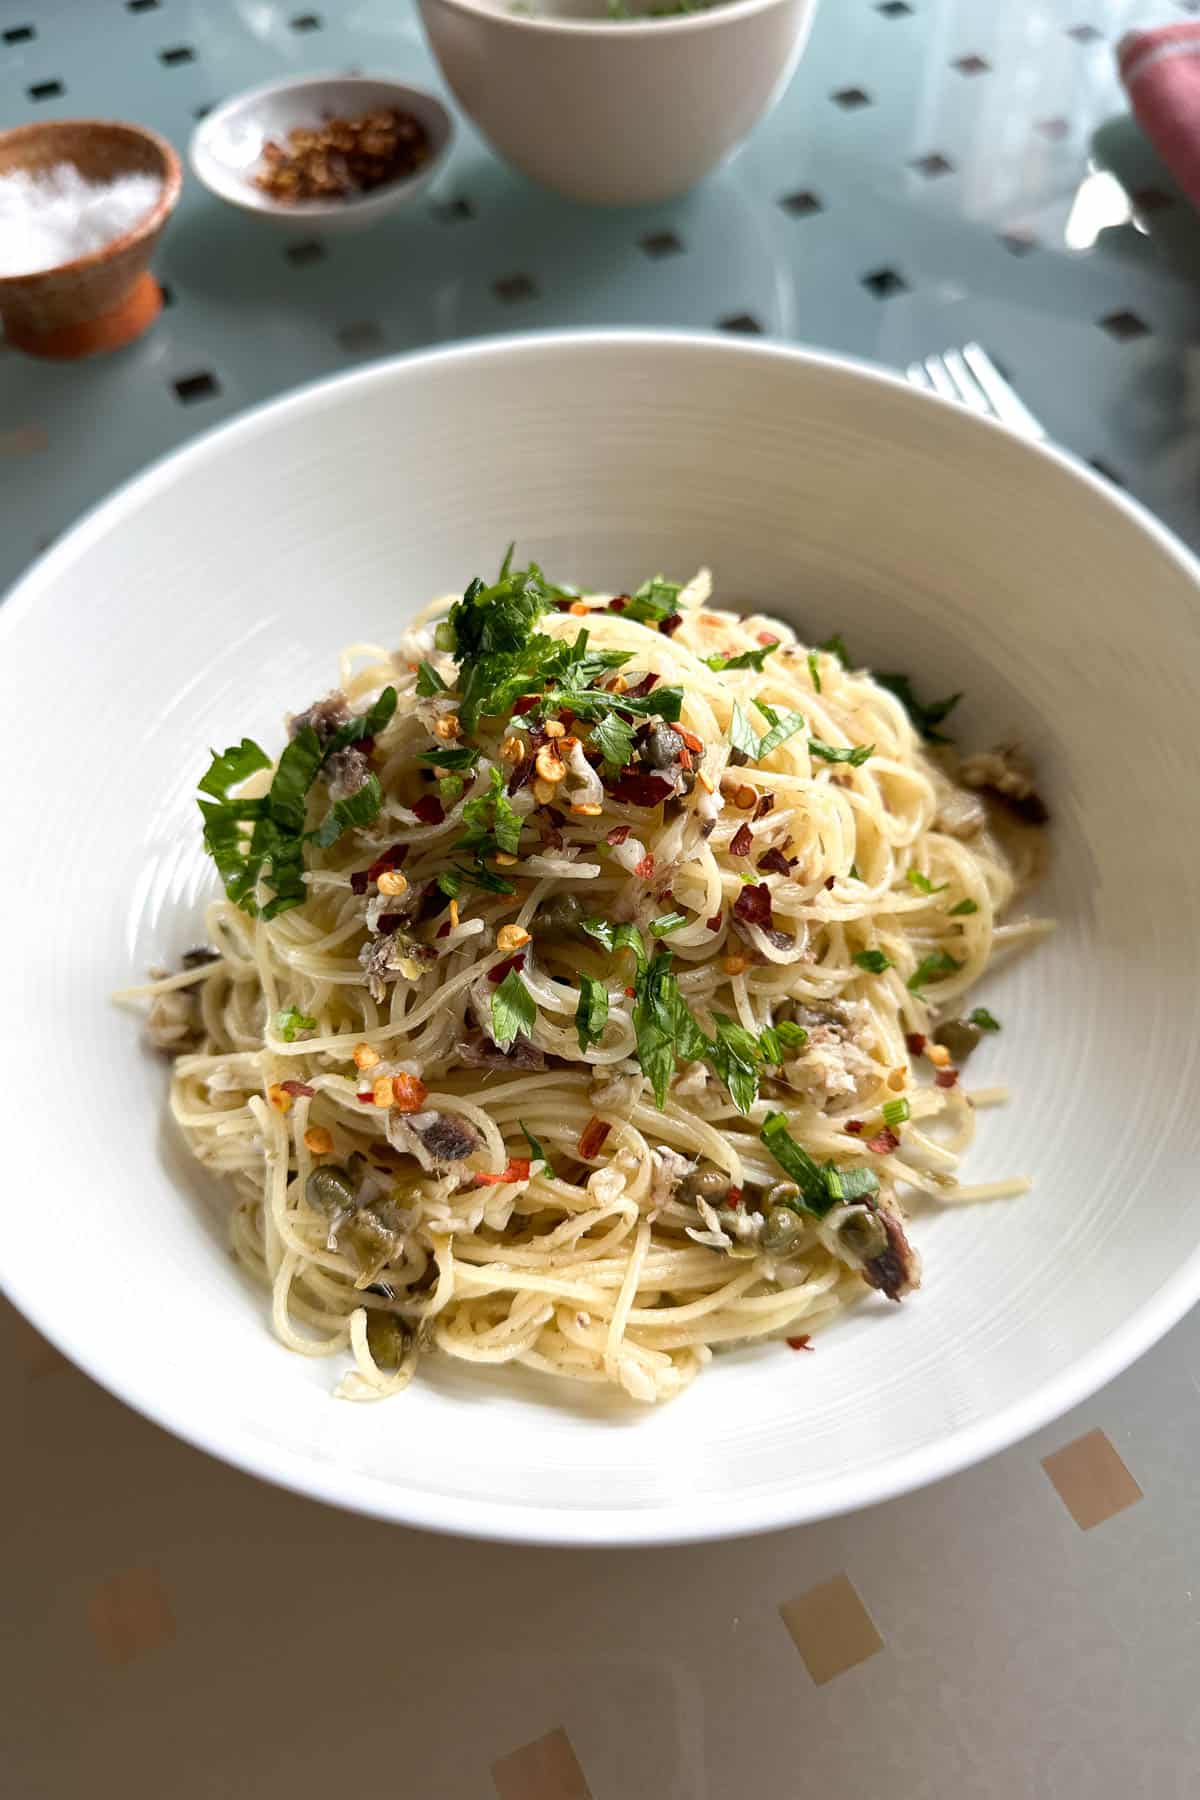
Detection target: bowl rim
<box><xmin>187</xmin><ymin>71</ymin><xmax>454</xmax><ymax>221</ymax></box>
<box><xmin>0</xmin><ymin>118</ymin><xmax>182</xmax><ymax>287</ymax></box>
<box><xmin>4</xmin><ymin>327</ymin><xmax>1200</xmax><ymax>1547</ymax></box>
<box><xmin>419</xmin><ymin>0</ymin><xmax>806</xmax><ymax>37</ymax></box>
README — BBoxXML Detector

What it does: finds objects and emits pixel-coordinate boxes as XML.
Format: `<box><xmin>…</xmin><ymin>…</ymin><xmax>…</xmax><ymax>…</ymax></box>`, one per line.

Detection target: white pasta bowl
<box><xmin>1</xmin><ymin>332</ymin><xmax>1199</xmax><ymax>1546</ymax></box>
<box><xmin>416</xmin><ymin>0</ymin><xmax>818</xmax><ymax>205</ymax></box>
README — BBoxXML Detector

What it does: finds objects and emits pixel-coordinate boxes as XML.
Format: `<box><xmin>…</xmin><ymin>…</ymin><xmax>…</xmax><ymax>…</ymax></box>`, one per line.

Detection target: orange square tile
<box><xmin>88</xmin><ymin>1567</ymin><xmax>176</xmax><ymax>1668</ymax></box>
<box><xmin>492</xmin><ymin>1727</ymin><xmax>594</xmax><ymax>1800</ymax></box>
<box><xmin>780</xmin><ymin>1571</ymin><xmax>884</xmax><ymax>1685</ymax></box>
<box><xmin>1042</xmin><ymin>1428</ymin><xmax>1143</xmax><ymax>1531</ymax></box>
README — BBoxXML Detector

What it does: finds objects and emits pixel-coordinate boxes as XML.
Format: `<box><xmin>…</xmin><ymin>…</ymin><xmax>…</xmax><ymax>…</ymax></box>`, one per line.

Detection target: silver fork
<box><xmin>905</xmin><ymin>342</ymin><xmax>1047</xmax><ymax>440</ymax></box>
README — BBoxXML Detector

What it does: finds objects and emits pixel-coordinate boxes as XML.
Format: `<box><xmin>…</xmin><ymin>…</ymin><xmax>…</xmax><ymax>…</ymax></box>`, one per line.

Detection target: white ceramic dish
<box><xmin>417</xmin><ymin>0</ymin><xmax>817</xmax><ymax>205</ymax></box>
<box><xmin>3</xmin><ymin>332</ymin><xmax>1199</xmax><ymax>1547</ymax></box>
<box><xmin>188</xmin><ymin>73</ymin><xmax>453</xmax><ymax>228</ymax></box>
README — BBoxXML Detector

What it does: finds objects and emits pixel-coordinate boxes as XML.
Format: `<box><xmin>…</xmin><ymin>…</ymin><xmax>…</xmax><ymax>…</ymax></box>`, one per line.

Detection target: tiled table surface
<box><xmin>4</xmin><ymin>3</ymin><xmax>1200</xmax><ymax>1796</ymax></box>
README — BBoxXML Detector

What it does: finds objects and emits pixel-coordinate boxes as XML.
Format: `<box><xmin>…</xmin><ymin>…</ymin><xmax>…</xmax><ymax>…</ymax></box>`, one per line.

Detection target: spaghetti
<box><xmin>128</xmin><ymin>560</ymin><xmax>1048</xmax><ymax>1404</ymax></box>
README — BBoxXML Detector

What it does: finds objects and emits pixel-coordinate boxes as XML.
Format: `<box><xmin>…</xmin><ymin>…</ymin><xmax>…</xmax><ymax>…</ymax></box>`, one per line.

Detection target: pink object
<box><xmin>1118</xmin><ymin>23</ymin><xmax>1200</xmax><ymax>209</ymax></box>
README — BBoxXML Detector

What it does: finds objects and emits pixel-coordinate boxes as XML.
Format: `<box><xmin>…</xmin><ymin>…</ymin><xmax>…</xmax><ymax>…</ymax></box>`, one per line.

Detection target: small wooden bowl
<box><xmin>0</xmin><ymin>119</ymin><xmax>182</xmax><ymax>360</ymax></box>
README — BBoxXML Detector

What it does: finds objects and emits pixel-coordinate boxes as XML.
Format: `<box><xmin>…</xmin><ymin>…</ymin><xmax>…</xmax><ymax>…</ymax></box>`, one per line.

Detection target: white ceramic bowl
<box><xmin>3</xmin><ymin>332</ymin><xmax>1199</xmax><ymax>1547</ymax></box>
<box><xmin>417</xmin><ymin>0</ymin><xmax>817</xmax><ymax>205</ymax></box>
<box><xmin>188</xmin><ymin>73</ymin><xmax>453</xmax><ymax>228</ymax></box>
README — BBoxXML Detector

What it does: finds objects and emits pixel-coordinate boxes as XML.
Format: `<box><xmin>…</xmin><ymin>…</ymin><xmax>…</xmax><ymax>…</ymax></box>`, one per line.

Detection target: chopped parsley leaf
<box><xmin>415</xmin><ymin>661</ymin><xmax>448</xmax><ymax>696</ymax></box>
<box><xmin>649</xmin><ymin>912</ymin><xmax>688</xmax><ymax>938</ymax></box>
<box><xmin>575</xmin><ymin>974</ymin><xmax>609</xmax><ymax>1052</ymax></box>
<box><xmin>807</xmin><ymin>650</ymin><xmax>821</xmax><ymax>693</ymax></box>
<box><xmin>274</xmin><ymin>1006</ymin><xmax>317</xmax><ymax>1042</ymax></box>
<box><xmin>907</xmin><ymin>949</ymin><xmax>963</xmax><ymax>992</ymax></box>
<box><xmin>491</xmin><ymin>967</ymin><xmax>536</xmax><ymax>1046</ymax></box>
<box><xmin>520</xmin><ymin>1120</ymin><xmax>554</xmax><ymax>1174</ymax></box>
<box><xmin>948</xmin><ymin>898</ymin><xmax>978</xmax><ymax>916</ymax></box>
<box><xmin>968</xmin><ymin>1006</ymin><xmax>1001</xmax><ymax>1032</ymax></box>
<box><xmin>876</xmin><ymin>672</ymin><xmax>962</xmax><ymax>744</ymax></box>
<box><xmin>581</xmin><ymin>918</ymin><xmax>647</xmax><ymax>969</ymax></box>
<box><xmin>752</xmin><ymin>698</ymin><xmax>807</xmax><ymax>758</ymax></box>
<box><xmin>906</xmin><ymin>868</ymin><xmax>948</xmax><ymax>896</ymax></box>
<box><xmin>728</xmin><ymin>701</ymin><xmax>759</xmax><ymax>760</ymax></box>
<box><xmin>590</xmin><ymin>710</ymin><xmax>636</xmax><ymax>774</ymax></box>
<box><xmin>853</xmin><ymin>948</ymin><xmax>892</xmax><ymax>974</ymax></box>
<box><xmin>809</xmin><ymin>738</ymin><xmax>873</xmax><ymax>767</ymax></box>
<box><xmin>623</xmin><ymin>576</ymin><xmax>682</xmax><ymax>625</ymax></box>
<box><xmin>706</xmin><ymin>643</ymin><xmax>779</xmax><ymax>673</ymax></box>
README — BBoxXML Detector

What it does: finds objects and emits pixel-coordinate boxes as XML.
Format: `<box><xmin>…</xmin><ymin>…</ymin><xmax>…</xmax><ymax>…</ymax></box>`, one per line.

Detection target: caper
<box><xmin>933</xmin><ymin>1018</ymin><xmax>983</xmax><ymax>1063</ymax></box>
<box><xmin>531</xmin><ymin>893</ymin><xmax>589</xmax><ymax>943</ymax></box>
<box><xmin>830</xmin><ymin>1204</ymin><xmax>888</xmax><ymax>1263</ymax></box>
<box><xmin>642</xmin><ymin>724</ymin><xmax>684</xmax><ymax>771</ymax></box>
<box><xmin>306</xmin><ymin>1163</ymin><xmax>358</xmax><ymax>1216</ymax></box>
<box><xmin>763</xmin><ymin>1180</ymin><xmax>801</xmax><ymax>1210</ymax></box>
<box><xmin>761</xmin><ymin>1205</ymin><xmax>805</xmax><ymax>1252</ymax></box>
<box><xmin>677</xmin><ymin>1162</ymin><xmax>733</xmax><ymax>1208</ymax></box>
<box><xmin>365</xmin><ymin>1310</ymin><xmax>409</xmax><ymax>1371</ymax></box>
<box><xmin>340</xmin><ymin>1207</ymin><xmax>401</xmax><ymax>1277</ymax></box>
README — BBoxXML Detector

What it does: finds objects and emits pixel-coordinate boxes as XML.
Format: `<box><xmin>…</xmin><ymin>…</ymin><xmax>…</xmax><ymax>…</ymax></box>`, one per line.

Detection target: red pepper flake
<box><xmin>757</xmin><ymin>631</ymin><xmax>780</xmax><ymax>647</ymax></box>
<box><xmin>660</xmin><ymin>612</ymin><xmax>683</xmax><ymax>636</ymax></box>
<box><xmin>624</xmin><ymin>985</ymin><xmax>636</xmax><ymax>998</ymax></box>
<box><xmin>866</xmin><ymin>1127</ymin><xmax>900</xmax><ymax>1155</ymax></box>
<box><xmin>391</xmin><ymin>1073</ymin><xmax>428</xmax><ymax>1112</ymax></box>
<box><xmin>786</xmin><ymin>1334</ymin><xmax>813</xmax><ymax>1351</ymax></box>
<box><xmin>726</xmin><ymin>1187</ymin><xmax>743</xmax><ymax>1209</ymax></box>
<box><xmin>633</xmin><ymin>852</ymin><xmax>656</xmax><ymax>880</ymax></box>
<box><xmin>609</xmin><ymin>771</ymin><xmax>674</xmax><ymax>808</ymax></box>
<box><xmin>475</xmin><ymin>1157</ymin><xmax>531</xmax><ymax>1186</ymax></box>
<box><xmin>507</xmin><ymin>756</ymin><xmax>534</xmax><ymax>797</ymax></box>
<box><xmin>280</xmin><ymin>1080</ymin><xmax>315</xmax><ymax>1098</ymax></box>
<box><xmin>905</xmin><ymin>1032</ymin><xmax>927</xmax><ymax>1056</ymax></box>
<box><xmin>350</xmin><ymin>870</ymin><xmax>369</xmax><ymax>895</ymax></box>
<box><xmin>606</xmin><ymin>825</ymin><xmax>631</xmax><ymax>846</ymax></box>
<box><xmin>678</xmin><ymin>745</ymin><xmax>693</xmax><ymax>772</ymax></box>
<box><xmin>757</xmin><ymin>846</ymin><xmax>792</xmax><ymax>877</ymax></box>
<box><xmin>607</xmin><ymin>595</ymin><xmax>629</xmax><ymax>613</ymax></box>
<box><xmin>487</xmin><ymin>953</ymin><xmax>526</xmax><ymax>984</ymax></box>
<box><xmin>705</xmin><ymin>912</ymin><xmax>723</xmax><ymax>932</ymax></box>
<box><xmin>435</xmin><ymin>920</ymin><xmax>452</xmax><ymax>939</ymax></box>
<box><xmin>512</xmin><ymin>694</ymin><xmax>539</xmax><ymax>716</ymax></box>
<box><xmin>357</xmin><ymin>1090</ymin><xmax>375</xmax><ymax>1104</ymax></box>
<box><xmin>577</xmin><ymin>1116</ymin><xmax>611</xmax><ymax>1159</ymax></box>
<box><xmin>729</xmin><ymin>822</ymin><xmax>754</xmax><ymax>857</ymax></box>
<box><xmin>844</xmin><ymin>1119</ymin><xmax>864</xmax><ymax>1136</ymax></box>
<box><xmin>935</xmin><ymin>1067</ymin><xmax>960</xmax><ymax>1089</ymax></box>
<box><xmin>733</xmin><ymin>883</ymin><xmax>774</xmax><ymax>929</ymax></box>
<box><xmin>753</xmin><ymin>792</ymin><xmax>776</xmax><ymax>821</ymax></box>
<box><xmin>369</xmin><ymin>848</ymin><xmax>408</xmax><ymax>884</ymax></box>
<box><xmin>376</xmin><ymin>913</ymin><xmax>406</xmax><ymax>934</ymax></box>
<box><xmin>678</xmin><ymin>727</ymin><xmax>704</xmax><ymax>754</ymax></box>
<box><xmin>413</xmin><ymin>794</ymin><xmax>445</xmax><ymax>826</ymax></box>
<box><xmin>824</xmin><ymin>876</ymin><xmax>835</xmax><ymax>891</ymax></box>
<box><xmin>624</xmin><ymin>672</ymin><xmax>659</xmax><ymax>698</ymax></box>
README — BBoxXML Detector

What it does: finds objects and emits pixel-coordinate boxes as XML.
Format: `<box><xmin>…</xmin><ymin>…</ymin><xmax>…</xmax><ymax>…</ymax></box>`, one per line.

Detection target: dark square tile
<box><xmin>1098</xmin><ymin>309</ymin><xmax>1150</xmax><ymax>341</ymax></box>
<box><xmin>779</xmin><ymin>189</ymin><xmax>823</xmax><ymax>217</ymax></box>
<box><xmin>1066</xmin><ymin>23</ymin><xmax>1102</xmax><ymax>42</ymax></box>
<box><xmin>493</xmin><ymin>273</ymin><xmax>538</xmax><ymax>302</ymax></box>
<box><xmin>861</xmin><ymin>267</ymin><xmax>908</xmax><ymax>298</ymax></box>
<box><xmin>290</xmin><ymin>11</ymin><xmax>323</xmax><ymax>28</ymax></box>
<box><xmin>999</xmin><ymin>227</ymin><xmax>1038</xmax><ymax>255</ymax></box>
<box><xmin>3</xmin><ymin>23</ymin><xmax>35</xmax><ymax>43</ymax></box>
<box><xmin>285</xmin><ymin>239</ymin><xmax>326</xmax><ymax>267</ymax></box>
<box><xmin>27</xmin><ymin>78</ymin><xmax>63</xmax><ymax>101</ymax></box>
<box><xmin>336</xmin><ymin>320</ymin><xmax>384</xmax><ymax>352</ymax></box>
<box><xmin>159</xmin><ymin>44</ymin><xmax>196</xmax><ymax>66</ymax></box>
<box><xmin>912</xmin><ymin>152</ymin><xmax>953</xmax><ymax>178</ymax></box>
<box><xmin>831</xmin><ymin>86</ymin><xmax>871</xmax><ymax>109</ymax></box>
<box><xmin>173</xmin><ymin>371</ymin><xmax>220</xmax><ymax>404</ymax></box>
<box><xmin>432</xmin><ymin>196</ymin><xmax>475</xmax><ymax>222</ymax></box>
<box><xmin>718</xmin><ymin>312</ymin><xmax>763</xmax><ymax>333</ymax></box>
<box><xmin>639</xmin><ymin>230</ymin><xmax>684</xmax><ymax>258</ymax></box>
<box><xmin>953</xmin><ymin>53</ymin><xmax>990</xmax><ymax>75</ymax></box>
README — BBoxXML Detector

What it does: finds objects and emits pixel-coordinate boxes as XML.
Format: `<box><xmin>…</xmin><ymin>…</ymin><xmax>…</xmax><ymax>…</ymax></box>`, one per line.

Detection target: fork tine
<box><xmin>941</xmin><ymin>348</ymin><xmax>992</xmax><ymax>415</ymax></box>
<box><xmin>960</xmin><ymin>343</ymin><xmax>1047</xmax><ymax>439</ymax></box>
<box><xmin>921</xmin><ymin>355</ymin><xmax>957</xmax><ymax>402</ymax></box>
<box><xmin>905</xmin><ymin>360</ymin><xmax>933</xmax><ymax>389</ymax></box>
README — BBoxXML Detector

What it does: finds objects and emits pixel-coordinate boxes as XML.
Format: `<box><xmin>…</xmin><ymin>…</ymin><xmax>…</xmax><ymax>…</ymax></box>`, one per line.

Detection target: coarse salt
<box><xmin>0</xmin><ymin>162</ymin><xmax>162</xmax><ymax>278</ymax></box>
